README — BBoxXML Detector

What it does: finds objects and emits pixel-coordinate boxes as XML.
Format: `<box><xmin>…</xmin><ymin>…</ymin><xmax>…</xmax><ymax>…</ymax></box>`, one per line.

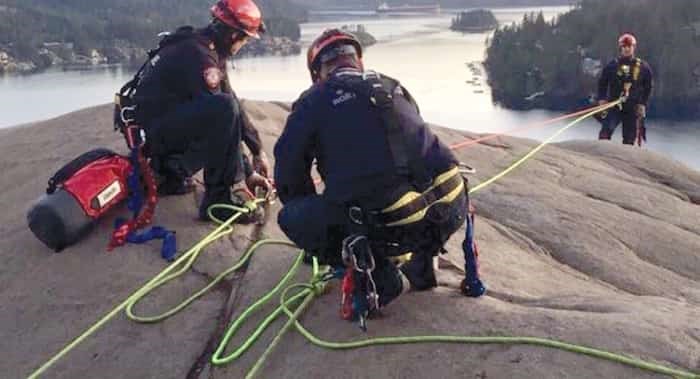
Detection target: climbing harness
<box><xmin>107</xmin><ymin>30</ymin><xmax>204</xmax><ymax>261</ymax></box>
<box><xmin>594</xmin><ymin>57</ymin><xmax>646</xmax><ymax>142</ymax></box>
<box><xmin>346</xmin><ymin>166</ymin><xmax>465</xmax><ymax>228</ymax></box>
<box><xmin>617</xmin><ymin>58</ymin><xmax>642</xmax><ymax>106</ymax></box>
<box><xmin>378</xmin><ymin>166</ymin><xmax>465</xmax><ymax>227</ymax></box>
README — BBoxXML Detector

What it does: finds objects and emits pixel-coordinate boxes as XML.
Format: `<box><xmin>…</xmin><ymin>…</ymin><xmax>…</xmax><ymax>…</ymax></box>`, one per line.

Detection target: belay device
<box><xmin>27</xmin><ymin>149</ymin><xmax>132</xmax><ymax>252</ymax></box>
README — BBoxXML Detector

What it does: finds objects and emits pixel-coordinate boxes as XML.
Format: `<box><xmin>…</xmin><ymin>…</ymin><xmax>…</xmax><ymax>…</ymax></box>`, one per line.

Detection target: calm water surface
<box><xmin>1</xmin><ymin>6</ymin><xmax>698</xmax><ymax>169</ymax></box>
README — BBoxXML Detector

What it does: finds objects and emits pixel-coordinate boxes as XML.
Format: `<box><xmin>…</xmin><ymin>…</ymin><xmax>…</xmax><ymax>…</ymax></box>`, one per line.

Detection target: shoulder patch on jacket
<box><xmin>203</xmin><ymin>66</ymin><xmax>222</xmax><ymax>90</ymax></box>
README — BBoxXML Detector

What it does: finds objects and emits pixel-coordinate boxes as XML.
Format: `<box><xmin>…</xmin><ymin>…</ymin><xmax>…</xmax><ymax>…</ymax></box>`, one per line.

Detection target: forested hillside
<box><xmin>485</xmin><ymin>0</ymin><xmax>700</xmax><ymax>119</ymax></box>
<box><xmin>0</xmin><ymin>0</ymin><xmax>306</xmax><ymax>72</ymax></box>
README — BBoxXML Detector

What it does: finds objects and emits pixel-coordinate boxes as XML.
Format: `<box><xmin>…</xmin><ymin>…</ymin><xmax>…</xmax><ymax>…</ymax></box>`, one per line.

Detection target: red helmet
<box><xmin>211</xmin><ymin>0</ymin><xmax>263</xmax><ymax>39</ymax></box>
<box><xmin>307</xmin><ymin>29</ymin><xmax>363</xmax><ymax>81</ymax></box>
<box><xmin>618</xmin><ymin>33</ymin><xmax>637</xmax><ymax>47</ymax></box>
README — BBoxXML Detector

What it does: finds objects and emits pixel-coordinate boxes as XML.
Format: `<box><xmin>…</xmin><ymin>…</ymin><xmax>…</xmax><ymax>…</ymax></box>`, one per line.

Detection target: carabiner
<box><xmin>120</xmin><ymin>105</ymin><xmax>137</xmax><ymax>125</ymax></box>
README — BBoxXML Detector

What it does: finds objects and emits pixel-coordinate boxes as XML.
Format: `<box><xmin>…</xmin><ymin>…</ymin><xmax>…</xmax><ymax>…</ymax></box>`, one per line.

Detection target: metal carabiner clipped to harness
<box><xmin>348</xmin><ymin>206</ymin><xmax>365</xmax><ymax>225</ymax></box>
<box><xmin>120</xmin><ymin>105</ymin><xmax>137</xmax><ymax>125</ymax></box>
<box><xmin>340</xmin><ymin>234</ymin><xmax>381</xmax><ymax>331</ymax></box>
<box><xmin>458</xmin><ymin>162</ymin><xmax>476</xmax><ymax>175</ymax></box>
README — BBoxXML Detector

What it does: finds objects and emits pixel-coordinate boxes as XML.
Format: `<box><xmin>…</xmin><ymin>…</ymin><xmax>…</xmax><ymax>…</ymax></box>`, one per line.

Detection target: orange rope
<box><xmin>449</xmin><ymin>103</ymin><xmax>605</xmax><ymax>150</ymax></box>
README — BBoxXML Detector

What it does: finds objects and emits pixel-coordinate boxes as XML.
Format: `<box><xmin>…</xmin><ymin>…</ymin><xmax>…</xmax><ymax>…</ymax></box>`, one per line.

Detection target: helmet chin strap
<box><xmin>307</xmin><ymin>29</ymin><xmax>364</xmax><ymax>83</ymax></box>
<box><xmin>315</xmin><ymin>55</ymin><xmax>363</xmax><ymax>83</ymax></box>
<box><xmin>207</xmin><ymin>19</ymin><xmax>237</xmax><ymax>57</ymax></box>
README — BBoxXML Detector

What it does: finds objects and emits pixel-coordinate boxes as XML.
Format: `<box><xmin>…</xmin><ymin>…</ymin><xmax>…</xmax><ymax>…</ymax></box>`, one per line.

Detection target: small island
<box><xmin>450</xmin><ymin>9</ymin><xmax>498</xmax><ymax>33</ymax></box>
<box><xmin>340</xmin><ymin>24</ymin><xmax>377</xmax><ymax>48</ymax></box>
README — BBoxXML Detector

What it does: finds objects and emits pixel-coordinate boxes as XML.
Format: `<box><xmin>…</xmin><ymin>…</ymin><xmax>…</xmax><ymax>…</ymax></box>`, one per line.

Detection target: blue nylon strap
<box><xmin>462</xmin><ymin>212</ymin><xmax>486</xmax><ymax>297</ymax></box>
<box><xmin>125</xmin><ymin>226</ymin><xmax>178</xmax><ymax>262</ymax></box>
<box><xmin>114</xmin><ymin>142</ymin><xmax>177</xmax><ymax>262</ymax></box>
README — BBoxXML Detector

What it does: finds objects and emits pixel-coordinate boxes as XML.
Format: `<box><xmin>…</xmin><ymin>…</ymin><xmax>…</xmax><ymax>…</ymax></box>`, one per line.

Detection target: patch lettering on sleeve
<box><xmin>204</xmin><ymin>66</ymin><xmax>223</xmax><ymax>90</ymax></box>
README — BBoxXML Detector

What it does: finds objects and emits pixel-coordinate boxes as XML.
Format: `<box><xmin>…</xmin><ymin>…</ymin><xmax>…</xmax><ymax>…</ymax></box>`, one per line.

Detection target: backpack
<box><xmin>28</xmin><ymin>149</ymin><xmax>132</xmax><ymax>251</ymax></box>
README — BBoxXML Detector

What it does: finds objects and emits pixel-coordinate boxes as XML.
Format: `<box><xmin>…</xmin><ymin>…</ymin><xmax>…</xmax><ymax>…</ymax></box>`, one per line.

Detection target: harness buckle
<box><xmin>348</xmin><ymin>206</ymin><xmax>364</xmax><ymax>225</ymax></box>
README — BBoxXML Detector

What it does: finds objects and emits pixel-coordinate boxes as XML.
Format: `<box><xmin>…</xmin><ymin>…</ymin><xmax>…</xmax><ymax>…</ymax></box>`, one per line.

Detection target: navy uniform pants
<box><xmin>598</xmin><ymin>107</ymin><xmax>639</xmax><ymax>145</ymax></box>
<box><xmin>144</xmin><ymin>93</ymin><xmax>243</xmax><ymax>192</ymax></box>
<box><xmin>278</xmin><ymin>187</ymin><xmax>468</xmax><ymax>304</ymax></box>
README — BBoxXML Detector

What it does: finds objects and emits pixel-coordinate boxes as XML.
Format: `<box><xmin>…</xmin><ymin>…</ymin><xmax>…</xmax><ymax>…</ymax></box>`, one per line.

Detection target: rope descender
<box><xmin>340</xmin><ymin>234</ymin><xmax>380</xmax><ymax>331</ymax></box>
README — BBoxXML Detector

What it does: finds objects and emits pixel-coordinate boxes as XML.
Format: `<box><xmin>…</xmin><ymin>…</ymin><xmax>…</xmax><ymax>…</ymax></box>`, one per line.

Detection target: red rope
<box><xmin>448</xmin><ymin>103</ymin><xmax>605</xmax><ymax>151</ymax></box>
<box><xmin>108</xmin><ymin>146</ymin><xmax>159</xmax><ymax>250</ymax></box>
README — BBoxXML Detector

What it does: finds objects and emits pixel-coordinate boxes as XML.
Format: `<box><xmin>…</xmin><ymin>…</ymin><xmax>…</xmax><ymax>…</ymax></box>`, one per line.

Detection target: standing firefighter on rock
<box><xmin>597</xmin><ymin>33</ymin><xmax>654</xmax><ymax>145</ymax></box>
<box><xmin>274</xmin><ymin>29</ymin><xmax>485</xmax><ymax>329</ymax></box>
<box><xmin>118</xmin><ymin>0</ymin><xmax>272</xmax><ymax>222</ymax></box>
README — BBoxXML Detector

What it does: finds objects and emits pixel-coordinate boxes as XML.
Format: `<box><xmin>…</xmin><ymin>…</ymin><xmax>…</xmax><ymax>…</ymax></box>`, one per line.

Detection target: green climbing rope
<box><xmin>208</xmin><ymin>246</ymin><xmax>698</xmax><ymax>379</ymax></box>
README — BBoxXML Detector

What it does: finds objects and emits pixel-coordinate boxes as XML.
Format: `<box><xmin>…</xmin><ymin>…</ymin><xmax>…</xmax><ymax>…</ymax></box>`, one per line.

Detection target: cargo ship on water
<box><xmin>376</xmin><ymin>2</ymin><xmax>441</xmax><ymax>14</ymax></box>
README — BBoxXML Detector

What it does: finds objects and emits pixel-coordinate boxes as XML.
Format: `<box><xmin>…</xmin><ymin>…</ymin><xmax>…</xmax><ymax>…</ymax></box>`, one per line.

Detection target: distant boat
<box><xmin>524</xmin><ymin>91</ymin><xmax>545</xmax><ymax>101</ymax></box>
<box><xmin>376</xmin><ymin>2</ymin><xmax>440</xmax><ymax>14</ymax></box>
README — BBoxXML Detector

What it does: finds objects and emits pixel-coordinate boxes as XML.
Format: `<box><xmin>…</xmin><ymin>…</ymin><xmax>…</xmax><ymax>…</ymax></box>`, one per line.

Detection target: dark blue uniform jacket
<box><xmin>274</xmin><ymin>68</ymin><xmax>457</xmax><ymax>206</ymax></box>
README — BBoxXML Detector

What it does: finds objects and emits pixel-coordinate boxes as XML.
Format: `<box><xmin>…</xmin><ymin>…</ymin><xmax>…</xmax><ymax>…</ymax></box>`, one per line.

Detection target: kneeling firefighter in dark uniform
<box><xmin>274</xmin><ymin>29</ymin><xmax>485</xmax><ymax>325</ymax></box>
<box><xmin>123</xmin><ymin>0</ymin><xmax>271</xmax><ymax>221</ymax></box>
<box><xmin>597</xmin><ymin>33</ymin><xmax>654</xmax><ymax>145</ymax></box>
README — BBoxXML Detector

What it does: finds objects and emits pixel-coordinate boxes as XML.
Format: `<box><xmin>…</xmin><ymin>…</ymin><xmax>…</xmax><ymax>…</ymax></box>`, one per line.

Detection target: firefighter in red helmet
<box><xmin>274</xmin><ymin>29</ymin><xmax>485</xmax><ymax>327</ymax></box>
<box><xmin>597</xmin><ymin>33</ymin><xmax>654</xmax><ymax>145</ymax></box>
<box><xmin>211</xmin><ymin>0</ymin><xmax>265</xmax><ymax>39</ymax></box>
<box><xmin>305</xmin><ymin>28</ymin><xmax>364</xmax><ymax>82</ymax></box>
<box><xmin>128</xmin><ymin>0</ymin><xmax>271</xmax><ymax>221</ymax></box>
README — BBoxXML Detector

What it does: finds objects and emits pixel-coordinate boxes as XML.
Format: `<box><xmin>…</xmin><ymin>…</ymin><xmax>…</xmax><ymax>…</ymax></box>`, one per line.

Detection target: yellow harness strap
<box><xmin>380</xmin><ymin>166</ymin><xmax>464</xmax><ymax>227</ymax></box>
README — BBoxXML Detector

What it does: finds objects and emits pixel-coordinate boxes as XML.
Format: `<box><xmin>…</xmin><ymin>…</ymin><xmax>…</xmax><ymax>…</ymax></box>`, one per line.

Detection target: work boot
<box><xmin>152</xmin><ymin>155</ymin><xmax>195</xmax><ymax>196</ymax></box>
<box><xmin>198</xmin><ymin>187</ymin><xmax>259</xmax><ymax>223</ymax></box>
<box><xmin>342</xmin><ymin>235</ymin><xmax>409</xmax><ymax>308</ymax></box>
<box><xmin>399</xmin><ymin>251</ymin><xmax>437</xmax><ymax>291</ymax></box>
<box><xmin>198</xmin><ymin>187</ymin><xmax>235</xmax><ymax>222</ymax></box>
<box><xmin>374</xmin><ymin>260</ymin><xmax>410</xmax><ymax>307</ymax></box>
<box><xmin>158</xmin><ymin>176</ymin><xmax>195</xmax><ymax>196</ymax></box>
